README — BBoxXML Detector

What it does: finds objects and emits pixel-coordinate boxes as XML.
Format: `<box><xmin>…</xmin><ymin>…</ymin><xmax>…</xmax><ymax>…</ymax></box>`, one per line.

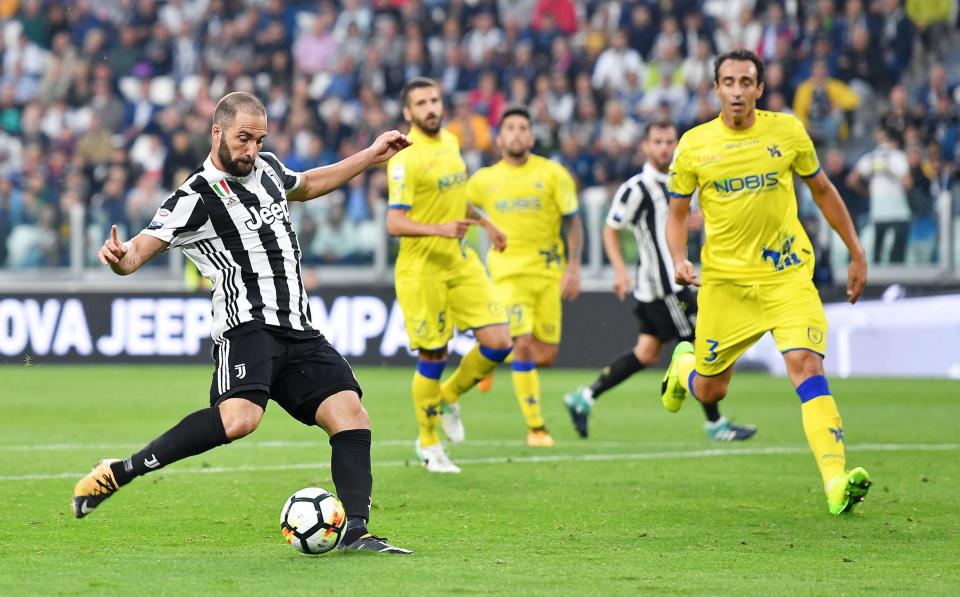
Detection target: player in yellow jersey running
<box><xmin>664</xmin><ymin>50</ymin><xmax>871</xmax><ymax>515</ymax></box>
<box><xmin>465</xmin><ymin>106</ymin><xmax>583</xmax><ymax>447</ymax></box>
<box><xmin>387</xmin><ymin>78</ymin><xmax>513</xmax><ymax>473</ymax></box>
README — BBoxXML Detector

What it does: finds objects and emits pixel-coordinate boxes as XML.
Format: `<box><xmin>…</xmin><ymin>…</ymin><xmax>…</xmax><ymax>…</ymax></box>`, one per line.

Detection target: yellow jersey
<box><xmin>668</xmin><ymin>110</ymin><xmax>821</xmax><ymax>284</ymax></box>
<box><xmin>466</xmin><ymin>154</ymin><xmax>578</xmax><ymax>281</ymax></box>
<box><xmin>387</xmin><ymin>127</ymin><xmax>469</xmax><ymax>277</ymax></box>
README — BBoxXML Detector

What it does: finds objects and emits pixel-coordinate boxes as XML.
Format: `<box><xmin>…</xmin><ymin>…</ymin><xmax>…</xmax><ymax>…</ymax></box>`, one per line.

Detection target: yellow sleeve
<box><xmin>668</xmin><ymin>135</ymin><xmax>697</xmax><ymax>198</ymax></box>
<box><xmin>829</xmin><ymin>80</ymin><xmax>860</xmax><ymax>111</ymax></box>
<box><xmin>554</xmin><ymin>163</ymin><xmax>579</xmax><ymax>215</ymax></box>
<box><xmin>791</xmin><ymin>116</ymin><xmax>821</xmax><ymax>178</ymax></box>
<box><xmin>387</xmin><ymin>152</ymin><xmax>416</xmax><ymax>210</ymax></box>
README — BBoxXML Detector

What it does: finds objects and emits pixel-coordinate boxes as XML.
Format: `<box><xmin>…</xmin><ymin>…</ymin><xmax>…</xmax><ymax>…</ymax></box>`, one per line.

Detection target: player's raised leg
<box><xmin>72</xmin><ymin>395</ymin><xmax>258</xmax><ymax>518</ymax></box>
<box><xmin>440</xmin><ymin>325</ymin><xmax>512</xmax><ymax>403</ymax></box>
<box><xmin>314</xmin><ymin>390</ymin><xmax>411</xmax><ymax>554</ymax></box>
<box><xmin>784</xmin><ymin>349</ymin><xmax>870</xmax><ymax>515</ymax></box>
<box><xmin>565</xmin><ymin>336</ymin><xmax>652</xmax><ymax>438</ymax></box>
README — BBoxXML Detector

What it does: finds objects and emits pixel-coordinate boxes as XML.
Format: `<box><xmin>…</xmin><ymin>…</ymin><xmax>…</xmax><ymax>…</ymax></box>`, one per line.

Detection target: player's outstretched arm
<box><xmin>288</xmin><ymin>131</ymin><xmax>411</xmax><ymax>202</ymax></box>
<box><xmin>385</xmin><ymin>208</ymin><xmax>478</xmax><ymax>239</ymax></box>
<box><xmin>97</xmin><ymin>224</ymin><xmax>168</xmax><ymax>276</ymax></box>
<box><xmin>561</xmin><ymin>213</ymin><xmax>583</xmax><ymax>300</ymax></box>
<box><xmin>602</xmin><ymin>225</ymin><xmax>631</xmax><ymax>301</ymax></box>
<box><xmin>666</xmin><ymin>197</ymin><xmax>699</xmax><ymax>287</ymax></box>
<box><xmin>803</xmin><ymin>170</ymin><xmax>867</xmax><ymax>303</ymax></box>
<box><xmin>466</xmin><ymin>204</ymin><xmax>507</xmax><ymax>251</ymax></box>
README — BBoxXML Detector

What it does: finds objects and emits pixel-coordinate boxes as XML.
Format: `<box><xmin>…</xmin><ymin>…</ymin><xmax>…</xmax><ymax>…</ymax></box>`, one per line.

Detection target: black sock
<box><xmin>589</xmin><ymin>351</ymin><xmax>645</xmax><ymax>399</ymax></box>
<box><xmin>111</xmin><ymin>406</ymin><xmax>229</xmax><ymax>486</ymax></box>
<box><xmin>329</xmin><ymin>428</ymin><xmax>373</xmax><ymax>530</ymax></box>
<box><xmin>701</xmin><ymin>401</ymin><xmax>721</xmax><ymax>423</ymax></box>
<box><xmin>343</xmin><ymin>517</ymin><xmax>368</xmax><ymax>545</ymax></box>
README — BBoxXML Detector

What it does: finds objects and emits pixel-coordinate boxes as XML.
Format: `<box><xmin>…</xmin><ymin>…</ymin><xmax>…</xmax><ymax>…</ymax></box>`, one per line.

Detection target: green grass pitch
<box><xmin>1</xmin><ymin>365</ymin><xmax>958</xmax><ymax>595</ymax></box>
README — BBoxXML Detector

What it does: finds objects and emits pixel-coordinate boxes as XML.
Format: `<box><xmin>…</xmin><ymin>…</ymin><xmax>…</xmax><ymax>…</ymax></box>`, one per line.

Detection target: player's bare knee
<box><xmin>697</xmin><ymin>379</ymin><xmax>729</xmax><ymax>404</ymax></box>
<box><xmin>477</xmin><ymin>324</ymin><xmax>512</xmax><ymax>351</ymax></box>
<box><xmin>634</xmin><ymin>345</ymin><xmax>660</xmax><ymax>365</ymax></box>
<box><xmin>537</xmin><ymin>352</ymin><xmax>558</xmax><ymax>368</ymax></box>
<box><xmin>347</xmin><ymin>401</ymin><xmax>371</xmax><ymax>429</ymax></box>
<box><xmin>219</xmin><ymin>400</ymin><xmax>263</xmax><ymax>439</ymax></box>
<box><xmin>785</xmin><ymin>350</ymin><xmax>825</xmax><ymax>386</ymax></box>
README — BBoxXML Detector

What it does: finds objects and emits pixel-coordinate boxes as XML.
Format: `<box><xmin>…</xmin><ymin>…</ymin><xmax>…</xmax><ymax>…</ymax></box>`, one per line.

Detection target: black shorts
<box><xmin>209</xmin><ymin>322</ymin><xmax>362</xmax><ymax>426</ymax></box>
<box><xmin>633</xmin><ymin>288</ymin><xmax>697</xmax><ymax>343</ymax></box>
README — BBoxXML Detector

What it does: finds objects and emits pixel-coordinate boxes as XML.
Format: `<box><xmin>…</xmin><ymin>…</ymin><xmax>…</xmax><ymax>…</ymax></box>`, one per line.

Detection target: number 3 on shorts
<box><xmin>704</xmin><ymin>338</ymin><xmax>720</xmax><ymax>363</ymax></box>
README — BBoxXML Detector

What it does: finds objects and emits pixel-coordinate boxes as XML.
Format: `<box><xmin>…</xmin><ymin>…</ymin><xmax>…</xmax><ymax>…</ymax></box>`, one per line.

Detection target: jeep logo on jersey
<box><xmin>244</xmin><ymin>201</ymin><xmax>290</xmax><ymax>231</ymax></box>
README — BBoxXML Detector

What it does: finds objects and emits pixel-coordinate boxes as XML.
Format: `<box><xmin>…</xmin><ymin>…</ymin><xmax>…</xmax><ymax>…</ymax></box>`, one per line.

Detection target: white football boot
<box><xmin>415</xmin><ymin>439</ymin><xmax>461</xmax><ymax>474</ymax></box>
<box><xmin>440</xmin><ymin>402</ymin><xmax>465</xmax><ymax>443</ymax></box>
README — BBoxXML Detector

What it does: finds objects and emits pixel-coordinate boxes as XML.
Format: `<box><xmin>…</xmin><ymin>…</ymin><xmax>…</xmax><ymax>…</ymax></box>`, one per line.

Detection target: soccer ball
<box><xmin>280</xmin><ymin>487</ymin><xmax>346</xmax><ymax>555</ymax></box>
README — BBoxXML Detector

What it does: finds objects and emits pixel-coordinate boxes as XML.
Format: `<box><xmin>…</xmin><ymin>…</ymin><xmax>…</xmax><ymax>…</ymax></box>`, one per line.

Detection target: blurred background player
<box><xmin>464</xmin><ymin>106</ymin><xmax>583</xmax><ymax>447</ymax></box>
<box><xmin>564</xmin><ymin>120</ymin><xmax>757</xmax><ymax>442</ymax></box>
<box><xmin>663</xmin><ymin>50</ymin><xmax>871</xmax><ymax>516</ymax></box>
<box><xmin>386</xmin><ymin>77</ymin><xmax>512</xmax><ymax>474</ymax></box>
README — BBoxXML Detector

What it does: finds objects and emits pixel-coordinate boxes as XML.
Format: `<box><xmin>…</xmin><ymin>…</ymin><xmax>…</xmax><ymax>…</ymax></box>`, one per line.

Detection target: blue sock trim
<box><xmin>416</xmin><ymin>360</ymin><xmax>446</xmax><ymax>380</ymax></box>
<box><xmin>686</xmin><ymin>370</ymin><xmax>698</xmax><ymax>400</ymax></box>
<box><xmin>796</xmin><ymin>375</ymin><xmax>831</xmax><ymax>403</ymax></box>
<box><xmin>479</xmin><ymin>345</ymin><xmax>512</xmax><ymax>362</ymax></box>
<box><xmin>512</xmin><ymin>360</ymin><xmax>536</xmax><ymax>372</ymax></box>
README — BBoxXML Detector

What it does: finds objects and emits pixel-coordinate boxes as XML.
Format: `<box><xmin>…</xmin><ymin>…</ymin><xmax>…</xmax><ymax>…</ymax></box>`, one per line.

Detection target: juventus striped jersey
<box><xmin>141</xmin><ymin>152</ymin><xmax>315</xmax><ymax>340</ymax></box>
<box><xmin>605</xmin><ymin>163</ymin><xmax>685</xmax><ymax>302</ymax></box>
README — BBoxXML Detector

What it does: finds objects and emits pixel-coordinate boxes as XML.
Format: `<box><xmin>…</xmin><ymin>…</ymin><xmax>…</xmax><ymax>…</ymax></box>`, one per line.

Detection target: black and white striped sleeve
<box><xmin>605</xmin><ymin>177</ymin><xmax>643</xmax><ymax>230</ymax></box>
<box><xmin>259</xmin><ymin>151</ymin><xmax>302</xmax><ymax>192</ymax></box>
<box><xmin>141</xmin><ymin>189</ymin><xmax>212</xmax><ymax>248</ymax></box>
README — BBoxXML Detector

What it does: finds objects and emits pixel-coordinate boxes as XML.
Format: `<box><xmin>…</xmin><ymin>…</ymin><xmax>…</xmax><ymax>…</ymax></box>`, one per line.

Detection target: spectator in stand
<box><xmin>292</xmin><ymin>9</ymin><xmax>337</xmax><ymax>75</ymax></box>
<box><xmin>824</xmin><ymin>148</ymin><xmax>866</xmax><ymax>233</ymax></box>
<box><xmin>533</xmin><ymin>0</ymin><xmax>578</xmax><ymax>35</ymax></box>
<box><xmin>446</xmin><ymin>100</ymin><xmax>493</xmax><ymax>155</ymax></box>
<box><xmin>682</xmin><ymin>38</ymin><xmax>714</xmax><ymax>91</ymax></box>
<box><xmin>624</xmin><ymin>4</ymin><xmax>658</xmax><ymax>61</ymax></box>
<box><xmin>592</xmin><ymin>29</ymin><xmax>645</xmax><ymax>97</ymax></box>
<box><xmin>905</xmin><ymin>144</ymin><xmax>938</xmax><ymax>263</ymax></box>
<box><xmin>875</xmin><ymin>0</ymin><xmax>914</xmax><ymax>80</ymax></box>
<box><xmin>756</xmin><ymin>2</ymin><xmax>794</xmax><ymax>60</ymax></box>
<box><xmin>793</xmin><ymin>59</ymin><xmax>860</xmax><ymax>146</ymax></box>
<box><xmin>915</xmin><ymin>63</ymin><xmax>955</xmax><ymax>115</ymax></box>
<box><xmin>463</xmin><ymin>11</ymin><xmax>503</xmax><ymax>66</ymax></box>
<box><xmin>922</xmin><ymin>94</ymin><xmax>960</xmax><ymax>162</ymax></box>
<box><xmin>880</xmin><ymin>85</ymin><xmax>925</xmax><ymax>146</ymax></box>
<box><xmin>837</xmin><ymin>25</ymin><xmax>890</xmax><ymax>96</ymax></box>
<box><xmin>467</xmin><ymin>71</ymin><xmax>507</xmax><ymax>127</ymax></box>
<box><xmin>847</xmin><ymin>127</ymin><xmax>913</xmax><ymax>264</ymax></box>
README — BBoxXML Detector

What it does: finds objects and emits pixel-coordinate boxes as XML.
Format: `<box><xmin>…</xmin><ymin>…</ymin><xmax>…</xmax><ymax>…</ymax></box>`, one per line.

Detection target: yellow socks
<box><xmin>440</xmin><ymin>344</ymin><xmax>512</xmax><ymax>404</ymax></box>
<box><xmin>511</xmin><ymin>361</ymin><xmax>544</xmax><ymax>429</ymax></box>
<box><xmin>412</xmin><ymin>361</ymin><xmax>445</xmax><ymax>447</ymax></box>
<box><xmin>797</xmin><ymin>375</ymin><xmax>846</xmax><ymax>490</ymax></box>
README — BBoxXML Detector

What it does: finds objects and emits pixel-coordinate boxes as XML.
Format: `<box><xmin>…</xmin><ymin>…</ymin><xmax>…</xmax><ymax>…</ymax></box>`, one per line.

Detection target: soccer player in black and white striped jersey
<box><xmin>72</xmin><ymin>92</ymin><xmax>413</xmax><ymax>554</ymax></box>
<box><xmin>563</xmin><ymin>120</ymin><xmax>757</xmax><ymax>442</ymax></box>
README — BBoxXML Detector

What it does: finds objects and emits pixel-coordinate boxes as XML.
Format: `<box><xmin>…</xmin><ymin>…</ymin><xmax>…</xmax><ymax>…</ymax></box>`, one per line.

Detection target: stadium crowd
<box><xmin>0</xmin><ymin>0</ymin><xmax>958</xmax><ymax>273</ymax></box>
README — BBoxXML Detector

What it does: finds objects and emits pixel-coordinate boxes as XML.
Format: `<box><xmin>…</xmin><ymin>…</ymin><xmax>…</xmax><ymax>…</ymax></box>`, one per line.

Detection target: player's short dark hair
<box><xmin>642</xmin><ymin>119</ymin><xmax>677</xmax><ymax>139</ymax></box>
<box><xmin>401</xmin><ymin>77</ymin><xmax>439</xmax><ymax>106</ymax></box>
<box><xmin>713</xmin><ymin>49</ymin><xmax>765</xmax><ymax>86</ymax></box>
<box><xmin>499</xmin><ymin>106</ymin><xmax>531</xmax><ymax>127</ymax></box>
<box><xmin>213</xmin><ymin>92</ymin><xmax>266</xmax><ymax>129</ymax></box>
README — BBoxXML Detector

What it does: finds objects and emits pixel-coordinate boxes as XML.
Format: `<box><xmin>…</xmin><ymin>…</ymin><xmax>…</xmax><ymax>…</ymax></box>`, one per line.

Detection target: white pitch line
<box><xmin>0</xmin><ymin>439</ymin><xmax>646</xmax><ymax>452</ymax></box>
<box><xmin>0</xmin><ymin>442</ymin><xmax>956</xmax><ymax>483</ymax></box>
